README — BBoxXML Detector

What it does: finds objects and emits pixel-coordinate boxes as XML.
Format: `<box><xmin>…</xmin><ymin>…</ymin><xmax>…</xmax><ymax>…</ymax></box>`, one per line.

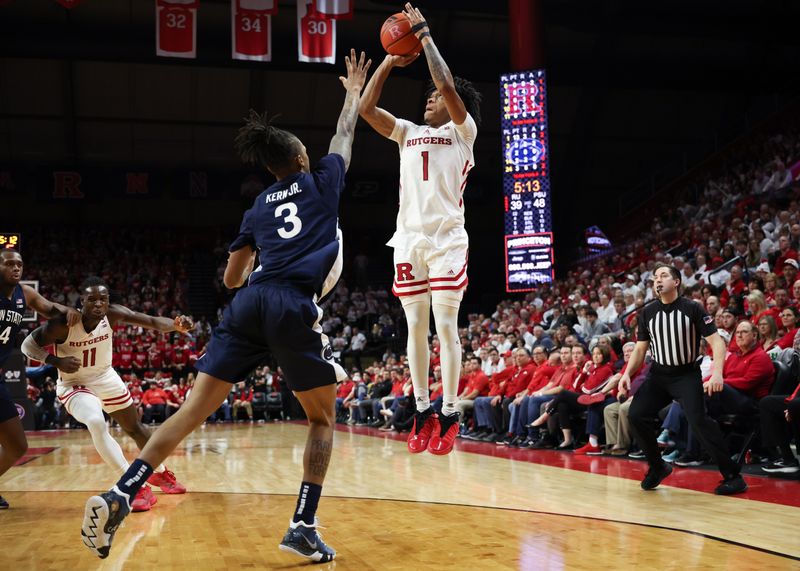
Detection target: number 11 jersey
<box><xmin>56</xmin><ymin>316</ymin><xmax>113</xmax><ymax>385</ymax></box>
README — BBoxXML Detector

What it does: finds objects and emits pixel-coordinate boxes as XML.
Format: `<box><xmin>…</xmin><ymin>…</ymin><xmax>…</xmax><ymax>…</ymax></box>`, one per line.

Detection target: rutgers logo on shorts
<box><xmin>322</xmin><ymin>344</ymin><xmax>334</xmax><ymax>361</ymax></box>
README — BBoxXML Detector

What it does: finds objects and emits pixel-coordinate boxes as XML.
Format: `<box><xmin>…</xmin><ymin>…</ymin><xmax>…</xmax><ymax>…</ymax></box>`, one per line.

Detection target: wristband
<box><xmin>418</xmin><ymin>31</ymin><xmax>431</xmax><ymax>41</ymax></box>
<box><xmin>411</xmin><ymin>21</ymin><xmax>429</xmax><ymax>33</ymax></box>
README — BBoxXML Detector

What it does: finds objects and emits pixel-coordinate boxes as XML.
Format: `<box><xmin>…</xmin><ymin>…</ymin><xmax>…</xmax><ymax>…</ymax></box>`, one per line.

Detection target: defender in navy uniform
<box><xmin>82</xmin><ymin>50</ymin><xmax>371</xmax><ymax>562</ymax></box>
<box><xmin>0</xmin><ymin>248</ymin><xmax>80</xmax><ymax>509</ymax></box>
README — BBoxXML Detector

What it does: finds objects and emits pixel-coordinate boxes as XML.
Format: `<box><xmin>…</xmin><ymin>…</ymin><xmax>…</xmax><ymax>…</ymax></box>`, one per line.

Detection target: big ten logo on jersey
<box><xmin>395</xmin><ymin>263</ymin><xmax>415</xmax><ymax>282</ymax></box>
<box><xmin>4</xmin><ymin>370</ymin><xmax>22</xmax><ymax>383</ymax></box>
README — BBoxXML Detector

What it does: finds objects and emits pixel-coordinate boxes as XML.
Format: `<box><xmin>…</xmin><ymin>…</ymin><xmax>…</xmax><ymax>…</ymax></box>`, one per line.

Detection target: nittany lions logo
<box><xmin>15</xmin><ymin>403</ymin><xmax>24</xmax><ymax>419</ymax></box>
<box><xmin>506</xmin><ymin>138</ymin><xmax>545</xmax><ymax>168</ymax></box>
<box><xmin>322</xmin><ymin>344</ymin><xmax>334</xmax><ymax>361</ymax></box>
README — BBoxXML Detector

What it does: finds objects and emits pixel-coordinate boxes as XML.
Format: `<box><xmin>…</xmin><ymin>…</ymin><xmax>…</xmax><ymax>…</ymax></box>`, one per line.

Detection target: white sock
<box><xmin>155</xmin><ymin>464</ymin><xmax>166</xmax><ymax>473</ymax></box>
<box><xmin>433</xmin><ymin>301</ymin><xmax>461</xmax><ymax>418</ymax></box>
<box><xmin>589</xmin><ymin>435</ymin><xmax>599</xmax><ymax>447</ymax></box>
<box><xmin>403</xmin><ymin>298</ymin><xmax>432</xmax><ymax>412</ymax></box>
<box><xmin>70</xmin><ymin>394</ymin><xmax>130</xmax><ymax>473</ymax></box>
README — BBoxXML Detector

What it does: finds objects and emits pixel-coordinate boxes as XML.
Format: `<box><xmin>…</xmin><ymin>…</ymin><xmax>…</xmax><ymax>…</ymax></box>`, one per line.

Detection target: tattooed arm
<box><xmin>329</xmin><ymin>49</ymin><xmax>372</xmax><ymax>171</ymax></box>
<box><xmin>403</xmin><ymin>2</ymin><xmax>468</xmax><ymax>125</ymax></box>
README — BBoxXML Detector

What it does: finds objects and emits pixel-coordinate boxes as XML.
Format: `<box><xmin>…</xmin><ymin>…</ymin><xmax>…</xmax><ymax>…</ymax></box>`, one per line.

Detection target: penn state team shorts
<box><xmin>196</xmin><ymin>282</ymin><xmax>346</xmax><ymax>392</ymax></box>
<box><xmin>0</xmin><ymin>382</ymin><xmax>18</xmax><ymax>423</ymax></box>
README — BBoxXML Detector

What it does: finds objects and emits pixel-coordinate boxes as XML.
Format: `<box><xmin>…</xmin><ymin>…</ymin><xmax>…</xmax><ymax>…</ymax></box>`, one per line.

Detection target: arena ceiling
<box><xmin>1</xmin><ymin>0</ymin><xmax>798</xmax><ymax>268</ymax></box>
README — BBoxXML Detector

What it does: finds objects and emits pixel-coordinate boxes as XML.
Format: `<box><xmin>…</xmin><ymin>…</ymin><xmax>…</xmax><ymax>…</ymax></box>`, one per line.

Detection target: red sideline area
<box><xmin>335</xmin><ymin>423</ymin><xmax>800</xmax><ymax>508</ymax></box>
<box><xmin>14</xmin><ymin>447</ymin><xmax>57</xmax><ymax>467</ymax></box>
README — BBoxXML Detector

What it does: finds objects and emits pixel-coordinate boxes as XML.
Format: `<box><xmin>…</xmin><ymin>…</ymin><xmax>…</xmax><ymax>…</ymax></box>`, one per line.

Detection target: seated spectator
<box><xmin>335</xmin><ymin>376</ymin><xmax>355</xmax><ymax>421</ymax></box>
<box><xmin>604</xmin><ymin>352</ymin><xmax>652</xmax><ymax>456</ymax></box>
<box><xmin>531</xmin><ymin>326</ymin><xmax>554</xmax><ymax>352</ymax></box>
<box><xmin>760</xmin><ymin>378</ymin><xmax>800</xmax><ymax>475</ymax></box>
<box><xmin>165</xmin><ymin>384</ymin><xmax>184</xmax><ymax>418</ymax></box>
<box><xmin>531</xmin><ymin>344</ymin><xmax>615</xmax><ymax>452</ymax></box>
<box><xmin>232</xmin><ymin>381</ymin><xmax>254</xmax><ymax>422</ymax></box>
<box><xmin>775</xmin><ymin>307</ymin><xmax>799</xmax><ymax>349</ymax></box>
<box><xmin>505</xmin><ymin>350</ymin><xmax>559</xmax><ymax>446</ymax></box>
<box><xmin>142</xmin><ymin>381</ymin><xmax>169</xmax><ymax>424</ymax></box>
<box><xmin>580</xmin><ymin>308</ymin><xmax>610</xmax><ymax>347</ymax></box>
<box><xmin>454</xmin><ymin>357</ymin><xmax>491</xmax><ymax>424</ymax></box>
<box><xmin>478</xmin><ymin>348</ymin><xmax>536</xmax><ymax>442</ymax></box>
<box><xmin>758</xmin><ymin>315</ymin><xmax>781</xmax><ymax>352</ymax></box>
<box><xmin>465</xmin><ymin>355</ymin><xmax>518</xmax><ymax>440</ymax></box>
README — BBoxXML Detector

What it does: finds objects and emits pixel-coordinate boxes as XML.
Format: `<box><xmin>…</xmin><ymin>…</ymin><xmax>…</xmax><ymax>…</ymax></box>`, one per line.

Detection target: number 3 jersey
<box><xmin>55</xmin><ymin>316</ymin><xmax>113</xmax><ymax>385</ymax></box>
<box><xmin>230</xmin><ymin>153</ymin><xmax>345</xmax><ymax>300</ymax></box>
<box><xmin>388</xmin><ymin>114</ymin><xmax>477</xmax><ymax>251</ymax></box>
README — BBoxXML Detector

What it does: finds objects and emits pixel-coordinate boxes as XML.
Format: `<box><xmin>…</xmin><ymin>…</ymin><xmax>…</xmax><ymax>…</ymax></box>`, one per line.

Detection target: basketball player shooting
<box><xmin>359</xmin><ymin>3</ymin><xmax>482</xmax><ymax>455</ymax></box>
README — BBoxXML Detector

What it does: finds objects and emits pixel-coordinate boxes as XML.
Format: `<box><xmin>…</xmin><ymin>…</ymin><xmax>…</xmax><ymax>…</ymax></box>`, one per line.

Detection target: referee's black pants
<box><xmin>629</xmin><ymin>363</ymin><xmax>739</xmax><ymax>479</ymax></box>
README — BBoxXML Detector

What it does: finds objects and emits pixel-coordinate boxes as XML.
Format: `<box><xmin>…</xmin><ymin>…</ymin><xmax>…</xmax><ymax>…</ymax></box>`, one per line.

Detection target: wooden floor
<box><xmin>2</xmin><ymin>422</ymin><xmax>799</xmax><ymax>570</ymax></box>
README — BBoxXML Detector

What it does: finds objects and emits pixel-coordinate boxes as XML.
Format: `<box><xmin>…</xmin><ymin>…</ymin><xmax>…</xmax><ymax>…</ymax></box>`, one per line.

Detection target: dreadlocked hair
<box><xmin>234</xmin><ymin>110</ymin><xmax>300</xmax><ymax>170</ymax></box>
<box><xmin>426</xmin><ymin>77</ymin><xmax>483</xmax><ymax>127</ymax></box>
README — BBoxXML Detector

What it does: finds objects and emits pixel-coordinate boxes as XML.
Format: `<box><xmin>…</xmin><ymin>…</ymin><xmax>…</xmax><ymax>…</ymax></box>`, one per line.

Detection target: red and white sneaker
<box><xmin>148</xmin><ymin>467</ymin><xmax>187</xmax><ymax>494</ymax></box>
<box><xmin>131</xmin><ymin>485</ymin><xmax>157</xmax><ymax>512</ymax></box>
<box><xmin>574</xmin><ymin>443</ymin><xmax>603</xmax><ymax>455</ymax></box>
<box><xmin>428</xmin><ymin>412</ymin><xmax>460</xmax><ymax>456</ymax></box>
<box><xmin>407</xmin><ymin>410</ymin><xmax>437</xmax><ymax>454</ymax></box>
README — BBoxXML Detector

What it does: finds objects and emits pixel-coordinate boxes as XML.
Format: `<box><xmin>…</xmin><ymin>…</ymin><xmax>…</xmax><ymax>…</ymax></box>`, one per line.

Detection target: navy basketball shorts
<box><xmin>196</xmin><ymin>283</ymin><xmax>347</xmax><ymax>392</ymax></box>
<box><xmin>0</xmin><ymin>382</ymin><xmax>19</xmax><ymax>423</ymax></box>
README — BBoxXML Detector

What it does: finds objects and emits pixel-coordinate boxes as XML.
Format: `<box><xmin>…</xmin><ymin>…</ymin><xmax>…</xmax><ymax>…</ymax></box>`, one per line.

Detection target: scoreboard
<box><xmin>0</xmin><ymin>232</ymin><xmax>20</xmax><ymax>251</ymax></box>
<box><xmin>500</xmin><ymin>70</ymin><xmax>554</xmax><ymax>291</ymax></box>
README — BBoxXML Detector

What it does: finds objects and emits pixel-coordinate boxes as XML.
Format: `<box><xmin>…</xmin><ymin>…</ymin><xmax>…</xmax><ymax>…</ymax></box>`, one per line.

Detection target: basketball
<box><xmin>380</xmin><ymin>12</ymin><xmax>422</xmax><ymax>56</ymax></box>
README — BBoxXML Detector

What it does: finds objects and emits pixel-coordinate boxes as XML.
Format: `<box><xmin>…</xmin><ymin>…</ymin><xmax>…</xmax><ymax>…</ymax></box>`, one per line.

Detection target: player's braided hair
<box><xmin>426</xmin><ymin>77</ymin><xmax>483</xmax><ymax>127</ymax></box>
<box><xmin>234</xmin><ymin>110</ymin><xmax>300</xmax><ymax>170</ymax></box>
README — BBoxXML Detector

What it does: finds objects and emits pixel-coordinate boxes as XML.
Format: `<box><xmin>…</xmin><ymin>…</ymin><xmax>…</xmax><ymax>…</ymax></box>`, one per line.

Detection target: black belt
<box><xmin>650</xmin><ymin>361</ymin><xmax>701</xmax><ymax>375</ymax></box>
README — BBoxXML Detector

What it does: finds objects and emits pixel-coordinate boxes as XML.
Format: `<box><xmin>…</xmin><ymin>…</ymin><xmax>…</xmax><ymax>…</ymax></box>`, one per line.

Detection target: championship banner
<box><xmin>315</xmin><ymin>0</ymin><xmax>353</xmax><ymax>20</ymax></box>
<box><xmin>156</xmin><ymin>0</ymin><xmax>198</xmax><ymax>59</ymax></box>
<box><xmin>231</xmin><ymin>0</ymin><xmax>274</xmax><ymax>62</ymax></box>
<box><xmin>297</xmin><ymin>0</ymin><xmax>335</xmax><ymax>64</ymax></box>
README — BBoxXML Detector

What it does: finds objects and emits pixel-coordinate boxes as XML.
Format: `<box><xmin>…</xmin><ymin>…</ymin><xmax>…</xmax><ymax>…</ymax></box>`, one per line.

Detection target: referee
<box><xmin>619</xmin><ymin>263</ymin><xmax>747</xmax><ymax>495</ymax></box>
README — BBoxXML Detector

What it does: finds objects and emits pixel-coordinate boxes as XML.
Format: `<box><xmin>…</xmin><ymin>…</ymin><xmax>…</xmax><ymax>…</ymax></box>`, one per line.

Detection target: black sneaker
<box><xmin>499</xmin><ymin>434</ymin><xmax>514</xmax><ymax>446</ymax></box>
<box><xmin>508</xmin><ymin>435</ymin><xmax>525</xmax><ymax>448</ymax></box>
<box><xmin>531</xmin><ymin>437</ymin><xmax>556</xmax><ymax>449</ymax></box>
<box><xmin>674</xmin><ymin>453</ymin><xmax>705</xmax><ymax>467</ymax></box>
<box><xmin>82</xmin><ymin>488</ymin><xmax>131</xmax><ymax>559</ymax></box>
<box><xmin>715</xmin><ymin>475</ymin><xmax>748</xmax><ymax>495</ymax></box>
<box><xmin>628</xmin><ymin>449</ymin><xmax>646</xmax><ymax>459</ymax></box>
<box><xmin>641</xmin><ymin>462</ymin><xmax>673</xmax><ymax>490</ymax></box>
<box><xmin>279</xmin><ymin>518</ymin><xmax>336</xmax><ymax>562</ymax></box>
<box><xmin>762</xmin><ymin>459</ymin><xmax>800</xmax><ymax>474</ymax></box>
<box><xmin>518</xmin><ymin>438</ymin><xmax>536</xmax><ymax>449</ymax></box>
<box><xmin>0</xmin><ymin>495</ymin><xmax>8</xmax><ymax>509</ymax></box>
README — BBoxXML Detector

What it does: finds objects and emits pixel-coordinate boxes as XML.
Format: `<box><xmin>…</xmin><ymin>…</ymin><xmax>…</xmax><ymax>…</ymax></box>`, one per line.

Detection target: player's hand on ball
<box><xmin>386</xmin><ymin>53</ymin><xmax>419</xmax><ymax>68</ymax></box>
<box><xmin>174</xmin><ymin>315</ymin><xmax>194</xmax><ymax>333</ymax></box>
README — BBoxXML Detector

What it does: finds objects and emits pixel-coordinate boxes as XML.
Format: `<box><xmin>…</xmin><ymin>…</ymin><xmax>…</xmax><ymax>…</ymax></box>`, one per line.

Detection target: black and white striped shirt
<box><xmin>637</xmin><ymin>297</ymin><xmax>717</xmax><ymax>367</ymax></box>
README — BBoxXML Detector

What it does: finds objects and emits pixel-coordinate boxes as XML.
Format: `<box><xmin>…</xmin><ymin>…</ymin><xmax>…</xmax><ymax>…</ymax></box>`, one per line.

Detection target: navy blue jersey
<box><xmin>0</xmin><ymin>284</ymin><xmax>26</xmax><ymax>369</ymax></box>
<box><xmin>230</xmin><ymin>154</ymin><xmax>345</xmax><ymax>299</ymax></box>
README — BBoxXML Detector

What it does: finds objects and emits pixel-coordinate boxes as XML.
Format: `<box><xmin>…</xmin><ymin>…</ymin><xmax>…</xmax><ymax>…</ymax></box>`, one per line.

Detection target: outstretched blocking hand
<box><xmin>339</xmin><ymin>49</ymin><xmax>372</xmax><ymax>92</ymax></box>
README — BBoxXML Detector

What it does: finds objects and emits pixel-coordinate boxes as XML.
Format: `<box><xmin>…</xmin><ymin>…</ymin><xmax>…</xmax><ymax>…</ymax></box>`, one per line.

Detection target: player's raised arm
<box><xmin>21</xmin><ymin>315</ymin><xmax>80</xmax><ymax>373</ymax></box>
<box><xmin>22</xmin><ymin>284</ymin><xmax>81</xmax><ymax>326</ymax></box>
<box><xmin>359</xmin><ymin>53</ymin><xmax>417</xmax><ymax>138</ymax></box>
<box><xmin>328</xmin><ymin>49</ymin><xmax>371</xmax><ymax>171</ymax></box>
<box><xmin>402</xmin><ymin>3</ymin><xmax>467</xmax><ymax>126</ymax></box>
<box><xmin>107</xmin><ymin>304</ymin><xmax>193</xmax><ymax>334</ymax></box>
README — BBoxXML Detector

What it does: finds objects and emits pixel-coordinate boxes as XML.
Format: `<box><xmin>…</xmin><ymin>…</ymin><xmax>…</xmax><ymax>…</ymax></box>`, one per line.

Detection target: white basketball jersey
<box><xmin>56</xmin><ymin>316</ymin><xmax>113</xmax><ymax>384</ymax></box>
<box><xmin>388</xmin><ymin>114</ymin><xmax>477</xmax><ymax>251</ymax></box>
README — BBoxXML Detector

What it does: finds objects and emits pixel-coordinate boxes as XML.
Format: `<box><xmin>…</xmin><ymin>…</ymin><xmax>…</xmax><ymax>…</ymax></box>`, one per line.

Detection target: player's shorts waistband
<box><xmin>248</xmin><ymin>279</ymin><xmax>316</xmax><ymax>296</ymax></box>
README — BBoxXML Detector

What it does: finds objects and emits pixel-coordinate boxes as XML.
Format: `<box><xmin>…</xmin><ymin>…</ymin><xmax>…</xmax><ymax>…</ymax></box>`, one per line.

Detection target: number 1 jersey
<box><xmin>388</xmin><ymin>114</ymin><xmax>477</xmax><ymax>251</ymax></box>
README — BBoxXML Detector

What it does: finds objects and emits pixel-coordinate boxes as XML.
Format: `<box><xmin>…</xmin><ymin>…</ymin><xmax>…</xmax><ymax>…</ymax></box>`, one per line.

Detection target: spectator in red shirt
<box><xmin>170</xmin><ymin>346</ymin><xmax>190</xmax><ymax>378</ymax></box>
<box><xmin>531</xmin><ymin>344</ymin><xmax>615</xmax><ymax>452</ymax></box>
<box><xmin>142</xmin><ymin>381</ymin><xmax>169</xmax><ymax>423</ymax></box>
<box><xmin>165</xmin><ymin>385</ymin><xmax>184</xmax><ymax>418</ymax></box>
<box><xmin>118</xmin><ymin>345</ymin><xmax>134</xmax><ymax>374</ymax></box>
<box><xmin>132</xmin><ymin>343</ymin><xmax>148</xmax><ymax>373</ymax></box>
<box><xmin>465</xmin><ymin>355</ymin><xmax>518</xmax><ymax>439</ymax></box>
<box><xmin>455</xmin><ymin>357</ymin><xmax>491</xmax><ymax>431</ymax></box>
<box><xmin>147</xmin><ymin>345</ymin><xmax>163</xmax><ymax>371</ymax></box>
<box><xmin>774</xmin><ymin>236</ymin><xmax>798</xmax><ymax>277</ymax></box>
<box><xmin>232</xmin><ymin>382</ymin><xmax>254</xmax><ymax>422</ymax></box>
<box><xmin>775</xmin><ymin>307</ymin><xmax>799</xmax><ymax>349</ymax></box>
<box><xmin>481</xmin><ymin>348</ymin><xmax>537</xmax><ymax>442</ymax></box>
<box><xmin>719</xmin><ymin>265</ymin><xmax>746</xmax><ymax>308</ymax></box>
<box><xmin>505</xmin><ymin>350</ymin><xmax>560</xmax><ymax>445</ymax></box>
<box><xmin>335</xmin><ymin>377</ymin><xmax>355</xmax><ymax>420</ymax></box>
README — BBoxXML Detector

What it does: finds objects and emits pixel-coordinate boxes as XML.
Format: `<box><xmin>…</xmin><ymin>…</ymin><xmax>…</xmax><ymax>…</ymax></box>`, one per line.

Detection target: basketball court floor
<box><xmin>3</xmin><ymin>422</ymin><xmax>799</xmax><ymax>570</ymax></box>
